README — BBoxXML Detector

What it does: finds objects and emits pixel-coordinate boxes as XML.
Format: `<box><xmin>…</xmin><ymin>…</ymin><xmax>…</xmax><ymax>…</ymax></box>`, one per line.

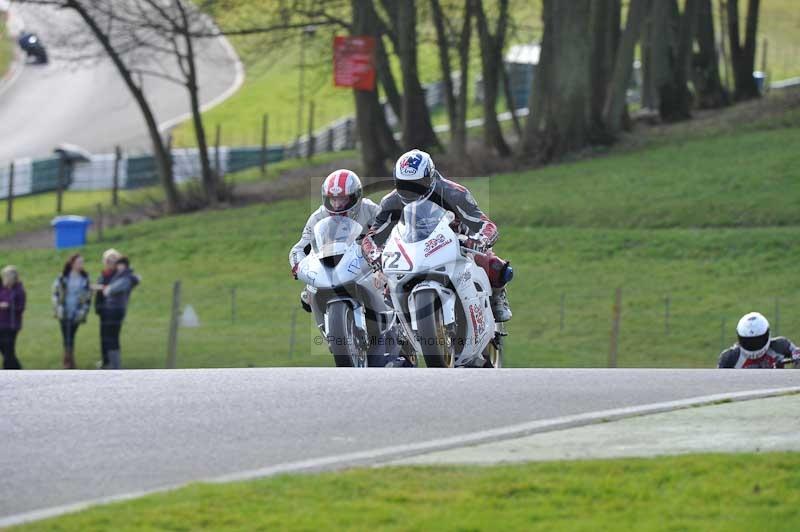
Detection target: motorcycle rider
<box><xmin>362</xmin><ymin>149</ymin><xmax>513</xmax><ymax>322</ymax></box>
<box><xmin>718</xmin><ymin>311</ymin><xmax>800</xmax><ymax>368</ymax></box>
<box><xmin>290</xmin><ymin>169</ymin><xmax>379</xmax><ymax>308</ymax></box>
<box><xmin>289</xmin><ymin>169</ymin><xmax>411</xmax><ymax>367</ymax></box>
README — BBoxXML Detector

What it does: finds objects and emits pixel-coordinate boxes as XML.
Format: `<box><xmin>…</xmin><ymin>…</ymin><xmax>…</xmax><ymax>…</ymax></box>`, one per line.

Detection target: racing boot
<box><xmin>299</xmin><ymin>288</ymin><xmax>312</xmax><ymax>313</ymax></box>
<box><xmin>490</xmin><ymin>288</ymin><xmax>512</xmax><ymax>322</ymax></box>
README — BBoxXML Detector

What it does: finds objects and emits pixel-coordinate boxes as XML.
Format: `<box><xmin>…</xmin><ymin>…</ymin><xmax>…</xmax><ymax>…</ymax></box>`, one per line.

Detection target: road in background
<box><xmin>1</xmin><ymin>368</ymin><xmax>799</xmax><ymax>522</ymax></box>
<box><xmin>0</xmin><ymin>3</ymin><xmax>240</xmax><ymax>163</ymax></box>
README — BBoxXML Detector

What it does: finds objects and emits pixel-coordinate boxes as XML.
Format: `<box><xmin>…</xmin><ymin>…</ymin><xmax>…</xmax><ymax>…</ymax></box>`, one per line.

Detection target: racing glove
<box><xmin>463</xmin><ymin>234</ymin><xmax>491</xmax><ymax>252</ymax></box>
<box><xmin>366</xmin><ymin>248</ymin><xmax>383</xmax><ymax>271</ymax></box>
<box><xmin>291</xmin><ymin>262</ymin><xmax>300</xmax><ymax>279</ymax></box>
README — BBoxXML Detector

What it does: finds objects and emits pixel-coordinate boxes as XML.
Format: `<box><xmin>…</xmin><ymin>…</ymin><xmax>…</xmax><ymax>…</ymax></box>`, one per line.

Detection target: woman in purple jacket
<box><xmin>0</xmin><ymin>265</ymin><xmax>26</xmax><ymax>369</ymax></box>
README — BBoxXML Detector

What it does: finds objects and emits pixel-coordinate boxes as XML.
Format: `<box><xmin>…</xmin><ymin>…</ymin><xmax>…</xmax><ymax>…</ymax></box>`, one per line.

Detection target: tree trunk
<box><xmin>351</xmin><ymin>0</ymin><xmax>400</xmax><ymax>176</ymax></box>
<box><xmin>396</xmin><ymin>1</ymin><xmax>439</xmax><ymax>151</ymax></box>
<box><xmin>474</xmin><ymin>0</ymin><xmax>510</xmax><ymax>156</ymax></box>
<box><xmin>66</xmin><ymin>0</ymin><xmax>181</xmax><ymax>213</ymax></box>
<box><xmin>521</xmin><ymin>0</ymin><xmax>592</xmax><ymax>161</ymax></box>
<box><xmin>659</xmin><ymin>0</ymin><xmax>699</xmax><ymax>121</ymax></box>
<box><xmin>374</xmin><ymin>36</ymin><xmax>403</xmax><ymax>122</ymax></box>
<box><xmin>728</xmin><ymin>0</ymin><xmax>761</xmax><ymax>100</ymax></box>
<box><xmin>501</xmin><ymin>64</ymin><xmax>522</xmax><ymax>139</ymax></box>
<box><xmin>590</xmin><ymin>0</ymin><xmax>621</xmax><ymax>136</ymax></box>
<box><xmin>430</xmin><ymin>0</ymin><xmax>457</xmax><ymax>143</ymax></box>
<box><xmin>177</xmin><ymin>0</ymin><xmax>217</xmax><ymax>205</ymax></box>
<box><xmin>452</xmin><ymin>0</ymin><xmax>473</xmax><ymax>157</ymax></box>
<box><xmin>642</xmin><ymin>0</ymin><xmax>679</xmax><ymax>113</ymax></box>
<box><xmin>602</xmin><ymin>0</ymin><xmax>652</xmax><ymax>135</ymax></box>
<box><xmin>693</xmin><ymin>0</ymin><xmax>729</xmax><ymax>108</ymax></box>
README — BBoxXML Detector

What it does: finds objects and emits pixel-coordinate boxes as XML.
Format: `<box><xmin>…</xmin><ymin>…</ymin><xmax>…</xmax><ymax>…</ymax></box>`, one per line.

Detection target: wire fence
<box><xmin>14</xmin><ymin>280</ymin><xmax>800</xmax><ymax>370</ymax></box>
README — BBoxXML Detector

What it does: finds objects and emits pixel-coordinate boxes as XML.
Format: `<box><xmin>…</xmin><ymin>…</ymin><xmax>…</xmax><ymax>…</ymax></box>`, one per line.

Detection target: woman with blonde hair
<box><xmin>0</xmin><ymin>265</ymin><xmax>26</xmax><ymax>369</ymax></box>
<box><xmin>52</xmin><ymin>254</ymin><xmax>92</xmax><ymax>369</ymax></box>
<box><xmin>92</xmin><ymin>249</ymin><xmax>121</xmax><ymax>369</ymax></box>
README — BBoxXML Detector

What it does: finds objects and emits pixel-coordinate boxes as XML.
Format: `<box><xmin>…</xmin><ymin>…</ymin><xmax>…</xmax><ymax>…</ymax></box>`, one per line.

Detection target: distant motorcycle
<box><xmin>18</xmin><ymin>32</ymin><xmax>48</xmax><ymax>64</ymax></box>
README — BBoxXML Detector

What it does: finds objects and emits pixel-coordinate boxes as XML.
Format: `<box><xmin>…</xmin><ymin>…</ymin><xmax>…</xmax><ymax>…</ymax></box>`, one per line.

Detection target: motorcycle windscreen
<box><xmin>399</xmin><ymin>200</ymin><xmax>447</xmax><ymax>243</ymax></box>
<box><xmin>311</xmin><ymin>216</ymin><xmax>363</xmax><ymax>258</ymax></box>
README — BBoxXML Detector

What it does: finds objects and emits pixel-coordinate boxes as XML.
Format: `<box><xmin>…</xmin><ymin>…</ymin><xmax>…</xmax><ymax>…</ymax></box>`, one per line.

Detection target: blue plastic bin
<box><xmin>51</xmin><ymin>216</ymin><xmax>93</xmax><ymax>249</ymax></box>
<box><xmin>753</xmin><ymin>71</ymin><xmax>767</xmax><ymax>94</ymax></box>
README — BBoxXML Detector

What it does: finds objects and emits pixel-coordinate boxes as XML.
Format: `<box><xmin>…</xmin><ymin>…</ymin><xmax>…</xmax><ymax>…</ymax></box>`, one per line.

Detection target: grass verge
<box><xmin>12</xmin><ymin>452</ymin><xmax>800</xmax><ymax>531</ymax></box>
<box><xmin>0</xmin><ymin>15</ymin><xmax>12</xmax><ymax>78</ymax></box>
<box><xmin>3</xmin><ymin>109</ymin><xmax>798</xmax><ymax>369</ymax></box>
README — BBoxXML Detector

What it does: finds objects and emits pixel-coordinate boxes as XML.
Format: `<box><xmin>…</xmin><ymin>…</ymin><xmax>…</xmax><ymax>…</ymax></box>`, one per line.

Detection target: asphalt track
<box><xmin>1</xmin><ymin>368</ymin><xmax>798</xmax><ymax>524</ymax></box>
<box><xmin>0</xmin><ymin>3</ymin><xmax>241</xmax><ymax>163</ymax></box>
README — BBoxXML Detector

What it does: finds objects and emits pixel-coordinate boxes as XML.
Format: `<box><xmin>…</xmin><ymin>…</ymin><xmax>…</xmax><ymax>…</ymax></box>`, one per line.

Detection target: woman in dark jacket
<box><xmin>52</xmin><ymin>254</ymin><xmax>92</xmax><ymax>369</ymax></box>
<box><xmin>94</xmin><ymin>252</ymin><xmax>139</xmax><ymax>370</ymax></box>
<box><xmin>0</xmin><ymin>265</ymin><xmax>26</xmax><ymax>370</ymax></box>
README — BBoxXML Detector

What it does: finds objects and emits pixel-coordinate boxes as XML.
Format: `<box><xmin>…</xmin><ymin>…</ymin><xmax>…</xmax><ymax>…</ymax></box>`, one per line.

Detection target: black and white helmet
<box><xmin>394</xmin><ymin>149</ymin><xmax>440</xmax><ymax>205</ymax></box>
<box><xmin>736</xmin><ymin>312</ymin><xmax>770</xmax><ymax>359</ymax></box>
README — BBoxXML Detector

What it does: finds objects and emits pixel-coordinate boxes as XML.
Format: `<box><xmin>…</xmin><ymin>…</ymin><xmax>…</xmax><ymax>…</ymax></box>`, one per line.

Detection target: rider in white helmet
<box><xmin>362</xmin><ymin>149</ymin><xmax>513</xmax><ymax>322</ymax></box>
<box><xmin>289</xmin><ymin>169</ymin><xmax>379</xmax><ymax>305</ymax></box>
<box><xmin>717</xmin><ymin>311</ymin><xmax>800</xmax><ymax>368</ymax></box>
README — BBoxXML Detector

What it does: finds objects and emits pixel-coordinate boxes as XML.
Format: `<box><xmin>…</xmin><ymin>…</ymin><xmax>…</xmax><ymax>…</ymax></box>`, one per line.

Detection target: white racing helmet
<box><xmin>736</xmin><ymin>312</ymin><xmax>771</xmax><ymax>359</ymax></box>
<box><xmin>394</xmin><ymin>149</ymin><xmax>440</xmax><ymax>205</ymax></box>
<box><xmin>321</xmin><ymin>169</ymin><xmax>363</xmax><ymax>217</ymax></box>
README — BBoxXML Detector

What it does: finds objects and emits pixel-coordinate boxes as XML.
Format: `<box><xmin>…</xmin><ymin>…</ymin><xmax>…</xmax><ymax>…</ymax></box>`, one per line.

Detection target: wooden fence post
<box><xmin>774</xmin><ymin>296</ymin><xmax>780</xmax><ymax>336</ymax></box>
<box><xmin>96</xmin><ymin>204</ymin><xmax>104</xmax><ymax>242</ymax></box>
<box><xmin>231</xmin><ymin>286</ymin><xmax>237</xmax><ymax>324</ymax></box>
<box><xmin>166</xmin><ymin>281</ymin><xmax>182</xmax><ymax>369</ymax></box>
<box><xmin>720</xmin><ymin>317</ymin><xmax>727</xmax><ymax>352</ymax></box>
<box><xmin>306</xmin><ymin>101</ymin><xmax>315</xmax><ymax>160</ymax></box>
<box><xmin>214</xmin><ymin>123</ymin><xmax>222</xmax><ymax>178</ymax></box>
<box><xmin>56</xmin><ymin>158</ymin><xmax>66</xmax><ymax>214</ymax></box>
<box><xmin>288</xmin><ymin>307</ymin><xmax>298</xmax><ymax>361</ymax></box>
<box><xmin>260</xmin><ymin>114</ymin><xmax>269</xmax><ymax>177</ymax></box>
<box><xmin>6</xmin><ymin>162</ymin><xmax>14</xmax><ymax>223</ymax></box>
<box><xmin>112</xmin><ymin>146</ymin><xmax>121</xmax><ymax>207</ymax></box>
<box><xmin>608</xmin><ymin>287</ymin><xmax>622</xmax><ymax>368</ymax></box>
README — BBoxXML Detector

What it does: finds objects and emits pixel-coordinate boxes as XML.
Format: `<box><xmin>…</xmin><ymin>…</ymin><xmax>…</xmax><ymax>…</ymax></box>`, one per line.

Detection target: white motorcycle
<box><xmin>296</xmin><ymin>216</ymin><xmax>399</xmax><ymax>367</ymax></box>
<box><xmin>381</xmin><ymin>199</ymin><xmax>504</xmax><ymax>368</ymax></box>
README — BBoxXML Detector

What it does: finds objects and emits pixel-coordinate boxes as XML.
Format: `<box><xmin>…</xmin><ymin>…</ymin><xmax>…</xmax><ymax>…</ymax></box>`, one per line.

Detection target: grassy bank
<box><xmin>0</xmin><ymin>15</ymin><xmax>12</xmax><ymax>78</ymax></box>
<box><xmin>14</xmin><ymin>452</ymin><xmax>800</xmax><ymax>531</ymax></box>
<box><xmin>4</xmin><ymin>109</ymin><xmax>799</xmax><ymax>369</ymax></box>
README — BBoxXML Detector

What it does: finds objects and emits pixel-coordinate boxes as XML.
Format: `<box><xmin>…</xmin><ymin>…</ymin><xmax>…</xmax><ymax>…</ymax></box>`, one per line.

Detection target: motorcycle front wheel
<box><xmin>415</xmin><ymin>291</ymin><xmax>455</xmax><ymax>368</ymax></box>
<box><xmin>327</xmin><ymin>301</ymin><xmax>366</xmax><ymax>367</ymax></box>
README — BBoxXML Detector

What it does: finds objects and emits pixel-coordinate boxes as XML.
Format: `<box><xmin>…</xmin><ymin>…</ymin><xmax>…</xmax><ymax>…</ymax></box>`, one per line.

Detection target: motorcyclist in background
<box><xmin>362</xmin><ymin>149</ymin><xmax>513</xmax><ymax>323</ymax></box>
<box><xmin>289</xmin><ymin>169</ymin><xmax>379</xmax><ymax>310</ymax></box>
<box><xmin>718</xmin><ymin>312</ymin><xmax>800</xmax><ymax>368</ymax></box>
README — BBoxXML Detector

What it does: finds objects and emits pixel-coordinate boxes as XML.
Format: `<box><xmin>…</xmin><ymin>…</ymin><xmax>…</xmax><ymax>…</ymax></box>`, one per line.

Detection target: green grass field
<box><xmin>0</xmin><ymin>15</ymin><xmax>12</xmax><ymax>78</ymax></box>
<box><xmin>170</xmin><ymin>1</ymin><xmax>800</xmax><ymax>148</ymax></box>
<box><xmin>13</xmin><ymin>452</ymin><xmax>800</xmax><ymax>531</ymax></box>
<box><xmin>3</xmin><ymin>104</ymin><xmax>799</xmax><ymax>370</ymax></box>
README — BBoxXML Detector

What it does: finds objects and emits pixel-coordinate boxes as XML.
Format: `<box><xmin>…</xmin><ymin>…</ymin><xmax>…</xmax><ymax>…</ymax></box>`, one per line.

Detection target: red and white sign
<box><xmin>333</xmin><ymin>35</ymin><xmax>376</xmax><ymax>91</ymax></box>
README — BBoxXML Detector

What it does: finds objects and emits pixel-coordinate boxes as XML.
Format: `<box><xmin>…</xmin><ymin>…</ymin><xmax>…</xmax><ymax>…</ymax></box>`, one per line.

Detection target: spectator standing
<box><xmin>0</xmin><ymin>265</ymin><xmax>26</xmax><ymax>370</ymax></box>
<box><xmin>52</xmin><ymin>254</ymin><xmax>92</xmax><ymax>369</ymax></box>
<box><xmin>93</xmin><ymin>249</ymin><xmax>120</xmax><ymax>369</ymax></box>
<box><xmin>94</xmin><ymin>254</ymin><xmax>139</xmax><ymax>369</ymax></box>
